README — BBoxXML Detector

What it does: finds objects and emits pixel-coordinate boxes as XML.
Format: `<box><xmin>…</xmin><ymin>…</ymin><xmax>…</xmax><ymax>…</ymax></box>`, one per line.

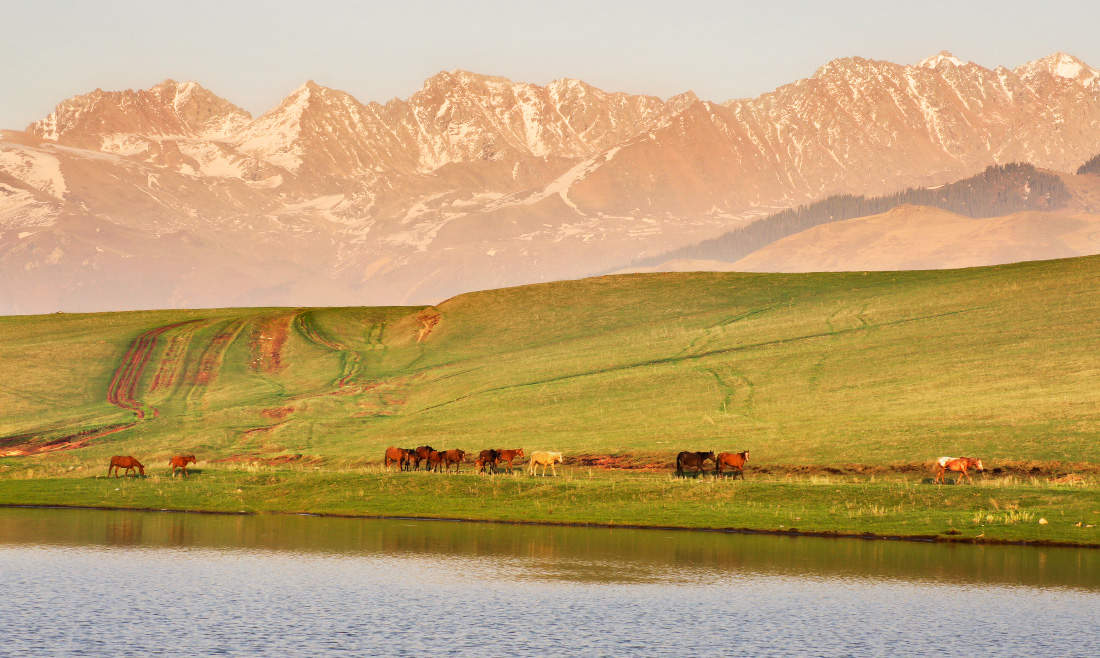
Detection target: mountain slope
<box><xmin>3</xmin><ymin>52</ymin><xmax>1100</xmax><ymax>313</ymax></box>
<box><xmin>729</xmin><ymin>204</ymin><xmax>1100</xmax><ymax>272</ymax></box>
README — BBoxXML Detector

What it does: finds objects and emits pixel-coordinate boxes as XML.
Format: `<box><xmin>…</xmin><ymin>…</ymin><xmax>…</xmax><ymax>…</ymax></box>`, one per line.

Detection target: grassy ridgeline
<box><xmin>2</xmin><ymin>257</ymin><xmax>1100</xmax><ymax>469</ymax></box>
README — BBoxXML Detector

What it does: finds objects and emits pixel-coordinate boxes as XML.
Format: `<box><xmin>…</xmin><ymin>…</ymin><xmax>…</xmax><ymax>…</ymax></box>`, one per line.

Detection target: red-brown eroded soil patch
<box><xmin>249</xmin><ymin>315</ymin><xmax>293</xmax><ymax>373</ymax></box>
<box><xmin>260</xmin><ymin>406</ymin><xmax>295</xmax><ymax>420</ymax></box>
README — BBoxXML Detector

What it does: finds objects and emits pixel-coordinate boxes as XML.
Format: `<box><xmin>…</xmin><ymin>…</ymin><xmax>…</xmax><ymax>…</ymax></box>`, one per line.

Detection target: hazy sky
<box><xmin>4</xmin><ymin>0</ymin><xmax>1100</xmax><ymax>129</ymax></box>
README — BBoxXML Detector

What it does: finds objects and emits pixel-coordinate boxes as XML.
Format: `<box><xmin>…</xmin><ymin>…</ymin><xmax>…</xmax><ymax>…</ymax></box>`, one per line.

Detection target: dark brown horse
<box><xmin>108</xmin><ymin>456</ymin><xmax>145</xmax><ymax>478</ymax></box>
<box><xmin>426</xmin><ymin>450</ymin><xmax>445</xmax><ymax>473</ymax></box>
<box><xmin>413</xmin><ymin>446</ymin><xmax>436</xmax><ymax>471</ymax></box>
<box><xmin>494</xmin><ymin>448</ymin><xmax>525</xmax><ymax>474</ymax></box>
<box><xmin>477</xmin><ymin>449</ymin><xmax>500</xmax><ymax>474</ymax></box>
<box><xmin>442</xmin><ymin>449</ymin><xmax>466</xmax><ymax>473</ymax></box>
<box><xmin>168</xmin><ymin>454</ymin><xmax>196</xmax><ymax>478</ymax></box>
<box><xmin>403</xmin><ymin>448</ymin><xmax>420</xmax><ymax>471</ymax></box>
<box><xmin>935</xmin><ymin>456</ymin><xmax>984</xmax><ymax>484</ymax></box>
<box><xmin>383</xmin><ymin>447</ymin><xmax>409</xmax><ymax>471</ymax></box>
<box><xmin>675</xmin><ymin>451</ymin><xmax>715</xmax><ymax>478</ymax></box>
<box><xmin>715</xmin><ymin>451</ymin><xmax>749</xmax><ymax>479</ymax></box>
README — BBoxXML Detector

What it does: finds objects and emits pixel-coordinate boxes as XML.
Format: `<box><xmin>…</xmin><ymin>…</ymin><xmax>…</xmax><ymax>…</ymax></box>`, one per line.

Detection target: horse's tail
<box><xmin>675</xmin><ymin>455</ymin><xmax>683</xmax><ymax>477</ymax></box>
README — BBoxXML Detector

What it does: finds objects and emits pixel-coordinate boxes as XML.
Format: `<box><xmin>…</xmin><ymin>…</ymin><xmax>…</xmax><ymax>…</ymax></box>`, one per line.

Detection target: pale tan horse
<box><xmin>528</xmin><ymin>451</ymin><xmax>563</xmax><ymax>477</ymax></box>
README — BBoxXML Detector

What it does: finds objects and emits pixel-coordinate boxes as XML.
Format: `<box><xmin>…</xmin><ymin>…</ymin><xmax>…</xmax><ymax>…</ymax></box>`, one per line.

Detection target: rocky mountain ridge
<box><xmin>3</xmin><ymin>51</ymin><xmax>1100</xmax><ymax>313</ymax></box>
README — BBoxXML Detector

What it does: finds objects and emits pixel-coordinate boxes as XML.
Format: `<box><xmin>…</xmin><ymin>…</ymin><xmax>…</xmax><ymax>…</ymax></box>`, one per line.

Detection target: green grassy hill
<box><xmin>3</xmin><ymin>255</ymin><xmax>1100</xmax><ymax>469</ymax></box>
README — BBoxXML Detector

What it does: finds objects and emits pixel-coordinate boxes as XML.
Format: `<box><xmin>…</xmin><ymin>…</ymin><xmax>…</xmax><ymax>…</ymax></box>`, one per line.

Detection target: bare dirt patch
<box><xmin>249</xmin><ymin>315</ymin><xmax>293</xmax><ymax>373</ymax></box>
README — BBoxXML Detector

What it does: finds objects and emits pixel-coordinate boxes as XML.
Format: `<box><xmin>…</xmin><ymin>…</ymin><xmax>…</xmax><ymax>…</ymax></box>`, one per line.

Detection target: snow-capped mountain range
<box><xmin>2</xmin><ymin>51</ymin><xmax>1100</xmax><ymax>313</ymax></box>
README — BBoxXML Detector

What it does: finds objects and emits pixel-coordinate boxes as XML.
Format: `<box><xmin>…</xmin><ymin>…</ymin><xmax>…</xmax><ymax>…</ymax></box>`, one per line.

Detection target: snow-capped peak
<box><xmin>1015</xmin><ymin>52</ymin><xmax>1100</xmax><ymax>89</ymax></box>
<box><xmin>918</xmin><ymin>50</ymin><xmax>967</xmax><ymax>69</ymax></box>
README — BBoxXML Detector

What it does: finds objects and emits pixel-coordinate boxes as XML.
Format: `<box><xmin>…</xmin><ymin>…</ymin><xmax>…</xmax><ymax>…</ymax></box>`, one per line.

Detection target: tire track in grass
<box><xmin>106</xmin><ymin>320</ymin><xmax>203</xmax><ymax>419</ymax></box>
<box><xmin>182</xmin><ymin>319</ymin><xmax>249</xmax><ymax>408</ymax></box>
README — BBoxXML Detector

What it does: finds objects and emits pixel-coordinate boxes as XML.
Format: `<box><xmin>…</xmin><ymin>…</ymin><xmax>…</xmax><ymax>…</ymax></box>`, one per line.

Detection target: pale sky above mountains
<box><xmin>5</xmin><ymin>0</ymin><xmax>1100</xmax><ymax>130</ymax></box>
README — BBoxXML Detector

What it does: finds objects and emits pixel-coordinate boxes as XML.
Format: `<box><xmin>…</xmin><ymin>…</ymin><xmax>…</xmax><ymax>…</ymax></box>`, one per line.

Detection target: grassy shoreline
<box><xmin>2</xmin><ymin>465</ymin><xmax>1097</xmax><ymax>548</ymax></box>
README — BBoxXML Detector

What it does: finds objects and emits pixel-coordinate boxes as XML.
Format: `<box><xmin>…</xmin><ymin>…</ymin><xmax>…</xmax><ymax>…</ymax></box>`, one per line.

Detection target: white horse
<box><xmin>528</xmin><ymin>451</ymin><xmax>563</xmax><ymax>476</ymax></box>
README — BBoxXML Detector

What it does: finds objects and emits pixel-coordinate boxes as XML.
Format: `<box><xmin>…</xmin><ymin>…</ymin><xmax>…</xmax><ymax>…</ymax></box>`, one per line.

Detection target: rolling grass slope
<box><xmin>3</xmin><ymin>255</ymin><xmax>1100</xmax><ymax>469</ymax></box>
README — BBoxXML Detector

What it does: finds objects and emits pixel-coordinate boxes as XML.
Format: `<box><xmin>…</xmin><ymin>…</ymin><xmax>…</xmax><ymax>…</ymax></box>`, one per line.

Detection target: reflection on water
<box><xmin>1</xmin><ymin>506</ymin><xmax>1096</xmax><ymax>589</ymax></box>
<box><xmin>1</xmin><ymin>507</ymin><xmax>1098</xmax><ymax>657</ymax></box>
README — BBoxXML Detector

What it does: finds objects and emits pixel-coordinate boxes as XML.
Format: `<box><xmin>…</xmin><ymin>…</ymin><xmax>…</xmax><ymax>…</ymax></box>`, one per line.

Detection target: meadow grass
<box><xmin>0</xmin><ymin>463</ymin><xmax>1096</xmax><ymax>545</ymax></box>
<box><xmin>3</xmin><ymin>258</ymin><xmax>1100</xmax><ymax>541</ymax></box>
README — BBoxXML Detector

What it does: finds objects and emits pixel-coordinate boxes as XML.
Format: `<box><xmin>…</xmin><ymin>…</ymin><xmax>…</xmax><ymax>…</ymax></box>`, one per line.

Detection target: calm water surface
<box><xmin>1</xmin><ymin>507</ymin><xmax>1097</xmax><ymax>657</ymax></box>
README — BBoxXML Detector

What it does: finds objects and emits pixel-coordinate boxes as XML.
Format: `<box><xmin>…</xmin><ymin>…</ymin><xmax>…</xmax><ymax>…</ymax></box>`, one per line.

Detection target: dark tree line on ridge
<box><xmin>1078</xmin><ymin>152</ymin><xmax>1100</xmax><ymax>176</ymax></box>
<box><xmin>626</xmin><ymin>163</ymin><xmax>1073</xmax><ymax>269</ymax></box>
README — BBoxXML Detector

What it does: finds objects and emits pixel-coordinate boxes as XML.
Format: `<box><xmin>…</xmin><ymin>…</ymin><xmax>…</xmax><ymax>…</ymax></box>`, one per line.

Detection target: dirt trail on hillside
<box><xmin>1</xmin><ymin>422</ymin><xmax>138</xmax><ymax>456</ymax></box>
<box><xmin>106</xmin><ymin>320</ymin><xmax>202</xmax><ymax>419</ymax></box>
<box><xmin>293</xmin><ymin>311</ymin><xmax>363</xmax><ymax>388</ymax></box>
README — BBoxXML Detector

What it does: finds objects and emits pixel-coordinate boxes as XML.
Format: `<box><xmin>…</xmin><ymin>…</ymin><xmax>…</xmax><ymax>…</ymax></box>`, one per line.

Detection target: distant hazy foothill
<box><xmin>3</xmin><ymin>51</ymin><xmax>1100</xmax><ymax>313</ymax></box>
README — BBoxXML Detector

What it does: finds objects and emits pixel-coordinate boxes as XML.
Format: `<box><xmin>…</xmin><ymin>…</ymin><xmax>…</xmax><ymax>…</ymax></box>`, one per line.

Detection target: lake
<box><xmin>1</xmin><ymin>507</ymin><xmax>1097</xmax><ymax>657</ymax></box>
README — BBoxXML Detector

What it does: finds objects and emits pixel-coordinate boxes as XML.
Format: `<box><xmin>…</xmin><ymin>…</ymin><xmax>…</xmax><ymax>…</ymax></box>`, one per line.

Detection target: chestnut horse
<box><xmin>426</xmin><ymin>450</ymin><xmax>445</xmax><ymax>473</ymax></box>
<box><xmin>168</xmin><ymin>454</ymin><xmax>196</xmax><ymax>478</ymax></box>
<box><xmin>383</xmin><ymin>447</ymin><xmax>409</xmax><ymax>471</ymax></box>
<box><xmin>715</xmin><ymin>451</ymin><xmax>749</xmax><ymax>479</ymax></box>
<box><xmin>442</xmin><ymin>449</ymin><xmax>466</xmax><ymax>473</ymax></box>
<box><xmin>494</xmin><ymin>448</ymin><xmax>525</xmax><ymax>474</ymax></box>
<box><xmin>108</xmin><ymin>456</ymin><xmax>145</xmax><ymax>478</ymax></box>
<box><xmin>934</xmin><ymin>456</ymin><xmax>984</xmax><ymax>484</ymax></box>
<box><xmin>675</xmin><ymin>451</ymin><xmax>715</xmax><ymax>478</ymax></box>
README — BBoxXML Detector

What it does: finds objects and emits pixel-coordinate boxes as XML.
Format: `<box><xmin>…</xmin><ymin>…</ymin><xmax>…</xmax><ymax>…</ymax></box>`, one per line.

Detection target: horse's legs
<box><xmin>962</xmin><ymin>468</ymin><xmax>973</xmax><ymax>484</ymax></box>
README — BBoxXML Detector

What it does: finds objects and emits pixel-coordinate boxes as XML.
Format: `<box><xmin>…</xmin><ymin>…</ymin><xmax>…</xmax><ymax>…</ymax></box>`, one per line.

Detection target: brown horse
<box><xmin>168</xmin><ymin>454</ymin><xmax>196</xmax><ymax>478</ymax></box>
<box><xmin>413</xmin><ymin>446</ymin><xmax>436</xmax><ymax>471</ymax></box>
<box><xmin>383</xmin><ymin>447</ymin><xmax>409</xmax><ymax>471</ymax></box>
<box><xmin>935</xmin><ymin>456</ymin><xmax>984</xmax><ymax>484</ymax></box>
<box><xmin>108</xmin><ymin>456</ymin><xmax>145</xmax><ymax>478</ymax></box>
<box><xmin>403</xmin><ymin>448</ymin><xmax>420</xmax><ymax>471</ymax></box>
<box><xmin>715</xmin><ymin>451</ymin><xmax>749</xmax><ymax>479</ymax></box>
<box><xmin>426</xmin><ymin>450</ymin><xmax>445</xmax><ymax>473</ymax></box>
<box><xmin>676</xmin><ymin>451</ymin><xmax>715</xmax><ymax>478</ymax></box>
<box><xmin>442</xmin><ymin>449</ymin><xmax>466</xmax><ymax>473</ymax></box>
<box><xmin>477</xmin><ymin>449</ymin><xmax>499</xmax><ymax>474</ymax></box>
<box><xmin>494</xmin><ymin>448</ymin><xmax>525</xmax><ymax>474</ymax></box>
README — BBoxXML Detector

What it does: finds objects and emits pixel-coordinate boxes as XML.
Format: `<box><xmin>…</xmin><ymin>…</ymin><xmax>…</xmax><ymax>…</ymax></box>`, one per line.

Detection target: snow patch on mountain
<box><xmin>0</xmin><ymin>146</ymin><xmax>67</xmax><ymax>199</ymax></box>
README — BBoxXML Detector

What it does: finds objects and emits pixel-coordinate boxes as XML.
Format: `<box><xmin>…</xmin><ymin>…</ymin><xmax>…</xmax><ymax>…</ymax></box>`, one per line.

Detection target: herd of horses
<box><xmin>383</xmin><ymin>446</ymin><xmax>565</xmax><ymax>476</ymax></box>
<box><xmin>104</xmin><ymin>450</ymin><xmax>986</xmax><ymax>484</ymax></box>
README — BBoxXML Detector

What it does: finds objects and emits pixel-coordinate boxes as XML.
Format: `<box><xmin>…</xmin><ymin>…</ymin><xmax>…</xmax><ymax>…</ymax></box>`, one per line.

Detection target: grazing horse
<box><xmin>108</xmin><ymin>456</ymin><xmax>145</xmax><ymax>478</ymax></box>
<box><xmin>675</xmin><ymin>451</ymin><xmax>715</xmax><ymax>478</ymax></box>
<box><xmin>935</xmin><ymin>456</ymin><xmax>984</xmax><ymax>484</ymax></box>
<box><xmin>715</xmin><ymin>451</ymin><xmax>749</xmax><ymax>479</ymax></box>
<box><xmin>426</xmin><ymin>450</ymin><xmax>445</xmax><ymax>473</ymax></box>
<box><xmin>403</xmin><ymin>448</ymin><xmax>421</xmax><ymax>471</ymax></box>
<box><xmin>168</xmin><ymin>454</ymin><xmax>196</xmax><ymax>478</ymax></box>
<box><xmin>413</xmin><ymin>446</ymin><xmax>436</xmax><ymax>472</ymax></box>
<box><xmin>494</xmin><ymin>448</ymin><xmax>525</xmax><ymax>474</ymax></box>
<box><xmin>442</xmin><ymin>449</ymin><xmax>466</xmax><ymax>473</ymax></box>
<box><xmin>383</xmin><ymin>447</ymin><xmax>409</xmax><ymax>471</ymax></box>
<box><xmin>477</xmin><ymin>449</ymin><xmax>500</xmax><ymax>474</ymax></box>
<box><xmin>528</xmin><ymin>451</ymin><xmax>563</xmax><ymax>477</ymax></box>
